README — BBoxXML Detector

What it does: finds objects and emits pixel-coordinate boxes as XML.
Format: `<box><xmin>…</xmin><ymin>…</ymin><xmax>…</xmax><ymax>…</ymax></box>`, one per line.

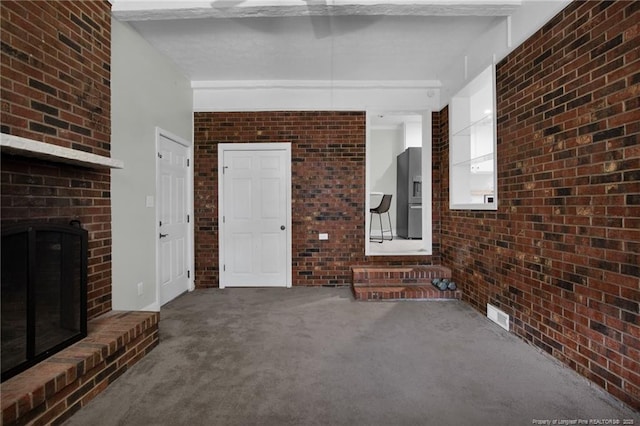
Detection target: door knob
<box><xmin>280</xmin><ymin>225</ymin><xmax>286</xmax><ymax>230</ymax></box>
<box><xmin>159</xmin><ymin>233</ymin><xmax>169</xmax><ymax>238</ymax></box>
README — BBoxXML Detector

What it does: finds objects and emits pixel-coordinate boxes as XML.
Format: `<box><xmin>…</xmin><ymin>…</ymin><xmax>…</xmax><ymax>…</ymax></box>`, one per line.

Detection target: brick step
<box><xmin>351</xmin><ymin>265</ymin><xmax>460</xmax><ymax>301</ymax></box>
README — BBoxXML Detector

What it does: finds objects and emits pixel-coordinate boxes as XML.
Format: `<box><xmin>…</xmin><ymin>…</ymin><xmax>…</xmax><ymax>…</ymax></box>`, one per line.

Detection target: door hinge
<box><xmin>223</xmin><ymin>265</ymin><xmax>226</xmax><ymax>272</ymax></box>
<box><xmin>187</xmin><ymin>158</ymin><xmax>190</xmax><ymax>167</ymax></box>
<box><xmin>187</xmin><ymin>270</ymin><xmax>190</xmax><ymax>278</ymax></box>
<box><xmin>159</xmin><ymin>220</ymin><xmax>162</xmax><ymax>227</ymax></box>
<box><xmin>223</xmin><ymin>216</ymin><xmax>225</xmax><ymax>223</ymax></box>
<box><xmin>187</xmin><ymin>214</ymin><xmax>190</xmax><ymax>223</ymax></box>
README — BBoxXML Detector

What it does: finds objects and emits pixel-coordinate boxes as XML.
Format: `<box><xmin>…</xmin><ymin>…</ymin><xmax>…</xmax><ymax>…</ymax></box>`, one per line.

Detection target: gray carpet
<box><xmin>64</xmin><ymin>287</ymin><xmax>638</xmax><ymax>426</ymax></box>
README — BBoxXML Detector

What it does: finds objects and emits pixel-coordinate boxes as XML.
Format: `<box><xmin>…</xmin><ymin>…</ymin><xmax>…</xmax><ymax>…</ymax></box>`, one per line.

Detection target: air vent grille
<box><xmin>487</xmin><ymin>304</ymin><xmax>509</xmax><ymax>331</ymax></box>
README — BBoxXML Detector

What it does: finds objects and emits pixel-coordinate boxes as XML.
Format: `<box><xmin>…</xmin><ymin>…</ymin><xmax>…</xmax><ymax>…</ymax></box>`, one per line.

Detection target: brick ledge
<box><xmin>1</xmin><ymin>310</ymin><xmax>159</xmax><ymax>426</ymax></box>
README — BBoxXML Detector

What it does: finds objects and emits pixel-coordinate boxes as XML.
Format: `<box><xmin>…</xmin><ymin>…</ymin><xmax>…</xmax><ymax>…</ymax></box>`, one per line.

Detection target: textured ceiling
<box><xmin>112</xmin><ymin>1</ymin><xmax>515</xmax><ymax>83</ymax></box>
<box><xmin>127</xmin><ymin>15</ymin><xmax>502</xmax><ymax>81</ymax></box>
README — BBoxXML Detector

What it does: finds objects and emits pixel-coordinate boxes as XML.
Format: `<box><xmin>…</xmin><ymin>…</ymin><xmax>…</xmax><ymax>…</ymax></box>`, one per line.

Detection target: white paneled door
<box><xmin>158</xmin><ymin>133</ymin><xmax>190</xmax><ymax>304</ymax></box>
<box><xmin>220</xmin><ymin>144</ymin><xmax>291</xmax><ymax>287</ymax></box>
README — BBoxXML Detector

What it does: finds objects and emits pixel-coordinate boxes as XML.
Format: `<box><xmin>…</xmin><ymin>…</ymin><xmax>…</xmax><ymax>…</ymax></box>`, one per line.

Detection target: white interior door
<box><xmin>220</xmin><ymin>144</ymin><xmax>291</xmax><ymax>288</ymax></box>
<box><xmin>158</xmin><ymin>133</ymin><xmax>190</xmax><ymax>303</ymax></box>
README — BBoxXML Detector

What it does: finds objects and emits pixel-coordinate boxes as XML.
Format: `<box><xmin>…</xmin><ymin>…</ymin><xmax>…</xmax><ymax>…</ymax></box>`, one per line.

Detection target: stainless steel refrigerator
<box><xmin>396</xmin><ymin>147</ymin><xmax>422</xmax><ymax>239</ymax></box>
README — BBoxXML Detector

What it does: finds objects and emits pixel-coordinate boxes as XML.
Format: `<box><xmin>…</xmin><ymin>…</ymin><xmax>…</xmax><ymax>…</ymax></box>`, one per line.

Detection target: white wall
<box><xmin>370</xmin><ymin>127</ymin><xmax>404</xmax><ymax>236</ymax></box>
<box><xmin>439</xmin><ymin>0</ymin><xmax>570</xmax><ymax>108</ymax></box>
<box><xmin>111</xmin><ymin>18</ymin><xmax>193</xmax><ymax>311</ymax></box>
<box><xmin>403</xmin><ymin>121</ymin><xmax>422</xmax><ymax>148</ymax></box>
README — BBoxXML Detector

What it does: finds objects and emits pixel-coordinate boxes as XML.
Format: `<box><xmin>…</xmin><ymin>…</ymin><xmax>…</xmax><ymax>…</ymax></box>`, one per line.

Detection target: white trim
<box><xmin>112</xmin><ymin>0</ymin><xmax>521</xmax><ymax>21</ymax></box>
<box><xmin>0</xmin><ymin>133</ymin><xmax>124</xmax><ymax>169</ymax></box>
<box><xmin>421</xmin><ymin>111</ymin><xmax>433</xmax><ymax>254</ymax></box>
<box><xmin>140</xmin><ymin>301</ymin><xmax>160</xmax><ymax>312</ymax></box>
<box><xmin>218</xmin><ymin>143</ymin><xmax>292</xmax><ymax>289</ymax></box>
<box><xmin>154</xmin><ymin>127</ymin><xmax>195</xmax><ymax>310</ymax></box>
<box><xmin>193</xmin><ymin>82</ymin><xmax>441</xmax><ymax>112</ymax></box>
<box><xmin>192</xmin><ymin>80</ymin><xmax>442</xmax><ymax>90</ymax></box>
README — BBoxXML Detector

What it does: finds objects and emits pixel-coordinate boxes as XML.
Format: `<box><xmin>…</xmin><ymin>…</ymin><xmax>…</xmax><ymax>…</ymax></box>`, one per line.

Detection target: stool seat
<box><xmin>370</xmin><ymin>194</ymin><xmax>393</xmax><ymax>243</ymax></box>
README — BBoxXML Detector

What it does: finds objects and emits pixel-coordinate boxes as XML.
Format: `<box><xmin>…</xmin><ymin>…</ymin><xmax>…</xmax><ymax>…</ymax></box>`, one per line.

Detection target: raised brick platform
<box><xmin>1</xmin><ymin>310</ymin><xmax>159</xmax><ymax>426</ymax></box>
<box><xmin>351</xmin><ymin>265</ymin><xmax>461</xmax><ymax>301</ymax></box>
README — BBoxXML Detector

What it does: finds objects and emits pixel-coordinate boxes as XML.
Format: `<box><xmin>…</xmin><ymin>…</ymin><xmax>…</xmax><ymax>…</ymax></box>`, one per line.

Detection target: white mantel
<box><xmin>0</xmin><ymin>133</ymin><xmax>124</xmax><ymax>169</ymax></box>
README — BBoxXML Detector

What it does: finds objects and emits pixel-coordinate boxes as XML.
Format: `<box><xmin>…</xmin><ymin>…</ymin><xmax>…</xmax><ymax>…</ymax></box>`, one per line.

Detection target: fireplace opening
<box><xmin>1</xmin><ymin>221</ymin><xmax>88</xmax><ymax>382</ymax></box>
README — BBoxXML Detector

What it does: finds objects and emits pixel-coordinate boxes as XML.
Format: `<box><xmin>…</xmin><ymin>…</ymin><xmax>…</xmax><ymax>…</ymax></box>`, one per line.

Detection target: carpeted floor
<box><xmin>63</xmin><ymin>287</ymin><xmax>638</xmax><ymax>426</ymax></box>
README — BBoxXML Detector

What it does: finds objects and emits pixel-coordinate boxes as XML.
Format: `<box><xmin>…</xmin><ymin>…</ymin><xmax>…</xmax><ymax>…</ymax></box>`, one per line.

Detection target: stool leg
<box><xmin>370</xmin><ymin>213</ymin><xmax>383</xmax><ymax>243</ymax></box>
<box><xmin>370</xmin><ymin>213</ymin><xmax>380</xmax><ymax>242</ymax></box>
<box><xmin>386</xmin><ymin>211</ymin><xmax>393</xmax><ymax>241</ymax></box>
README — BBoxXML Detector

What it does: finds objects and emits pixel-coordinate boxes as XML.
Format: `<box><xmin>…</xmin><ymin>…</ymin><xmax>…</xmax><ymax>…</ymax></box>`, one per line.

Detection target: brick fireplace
<box><xmin>1</xmin><ymin>2</ymin><xmax>159</xmax><ymax>424</ymax></box>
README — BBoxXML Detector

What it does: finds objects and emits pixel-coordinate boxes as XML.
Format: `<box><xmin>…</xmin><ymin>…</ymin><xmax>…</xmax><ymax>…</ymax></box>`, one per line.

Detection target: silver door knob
<box><xmin>280</xmin><ymin>225</ymin><xmax>286</xmax><ymax>230</ymax></box>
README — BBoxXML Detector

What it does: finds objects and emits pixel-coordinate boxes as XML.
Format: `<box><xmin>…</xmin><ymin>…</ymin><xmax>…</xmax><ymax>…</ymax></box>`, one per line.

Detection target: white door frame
<box><xmin>218</xmin><ymin>143</ymin><xmax>292</xmax><ymax>289</ymax></box>
<box><xmin>154</xmin><ymin>127</ymin><xmax>194</xmax><ymax>309</ymax></box>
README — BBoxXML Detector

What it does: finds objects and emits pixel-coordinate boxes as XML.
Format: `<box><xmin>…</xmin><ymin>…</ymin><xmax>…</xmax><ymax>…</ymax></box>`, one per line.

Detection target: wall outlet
<box><xmin>319</xmin><ymin>233</ymin><xmax>329</xmax><ymax>240</ymax></box>
<box><xmin>137</xmin><ymin>282</ymin><xmax>143</xmax><ymax>296</ymax></box>
<box><xmin>145</xmin><ymin>195</ymin><xmax>154</xmax><ymax>208</ymax></box>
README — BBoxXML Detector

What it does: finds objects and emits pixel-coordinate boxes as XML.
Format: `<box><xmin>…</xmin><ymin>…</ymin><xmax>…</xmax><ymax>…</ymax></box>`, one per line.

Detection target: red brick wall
<box><xmin>1</xmin><ymin>1</ymin><xmax>112</xmax><ymax>319</ymax></box>
<box><xmin>1</xmin><ymin>0</ymin><xmax>111</xmax><ymax>154</ymax></box>
<box><xmin>194</xmin><ymin>111</ymin><xmax>437</xmax><ymax>288</ymax></box>
<box><xmin>439</xmin><ymin>1</ymin><xmax>640</xmax><ymax>408</ymax></box>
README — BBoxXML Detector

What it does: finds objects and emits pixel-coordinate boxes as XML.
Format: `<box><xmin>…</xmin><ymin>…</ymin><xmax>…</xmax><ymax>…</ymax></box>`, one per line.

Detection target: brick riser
<box><xmin>351</xmin><ymin>265</ymin><xmax>461</xmax><ymax>301</ymax></box>
<box><xmin>353</xmin><ymin>285</ymin><xmax>462</xmax><ymax>301</ymax></box>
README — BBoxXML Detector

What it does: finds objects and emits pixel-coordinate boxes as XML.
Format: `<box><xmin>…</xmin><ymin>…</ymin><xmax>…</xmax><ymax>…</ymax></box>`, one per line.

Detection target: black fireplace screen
<box><xmin>1</xmin><ymin>222</ymin><xmax>87</xmax><ymax>381</ymax></box>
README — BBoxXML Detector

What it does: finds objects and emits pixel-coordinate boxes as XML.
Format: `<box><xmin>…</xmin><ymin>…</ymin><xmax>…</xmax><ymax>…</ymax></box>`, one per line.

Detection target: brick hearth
<box><xmin>1</xmin><ymin>311</ymin><xmax>159</xmax><ymax>426</ymax></box>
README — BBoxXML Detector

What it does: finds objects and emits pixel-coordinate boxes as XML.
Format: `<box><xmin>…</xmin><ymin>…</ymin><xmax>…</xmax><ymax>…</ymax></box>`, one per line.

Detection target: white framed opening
<box><xmin>365</xmin><ymin>110</ymin><xmax>433</xmax><ymax>256</ymax></box>
<box><xmin>449</xmin><ymin>64</ymin><xmax>498</xmax><ymax>210</ymax></box>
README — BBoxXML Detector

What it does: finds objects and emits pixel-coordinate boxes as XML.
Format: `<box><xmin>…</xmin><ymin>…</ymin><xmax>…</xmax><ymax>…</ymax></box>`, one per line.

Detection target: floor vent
<box><xmin>487</xmin><ymin>304</ymin><xmax>509</xmax><ymax>331</ymax></box>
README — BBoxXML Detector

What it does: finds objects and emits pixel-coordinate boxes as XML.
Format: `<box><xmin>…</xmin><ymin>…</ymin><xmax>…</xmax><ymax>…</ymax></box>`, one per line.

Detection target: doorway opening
<box><xmin>366</xmin><ymin>110</ymin><xmax>432</xmax><ymax>256</ymax></box>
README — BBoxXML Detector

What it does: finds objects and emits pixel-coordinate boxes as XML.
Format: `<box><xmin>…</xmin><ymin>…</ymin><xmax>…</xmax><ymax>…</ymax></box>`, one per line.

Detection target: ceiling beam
<box><xmin>112</xmin><ymin>1</ymin><xmax>522</xmax><ymax>21</ymax></box>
